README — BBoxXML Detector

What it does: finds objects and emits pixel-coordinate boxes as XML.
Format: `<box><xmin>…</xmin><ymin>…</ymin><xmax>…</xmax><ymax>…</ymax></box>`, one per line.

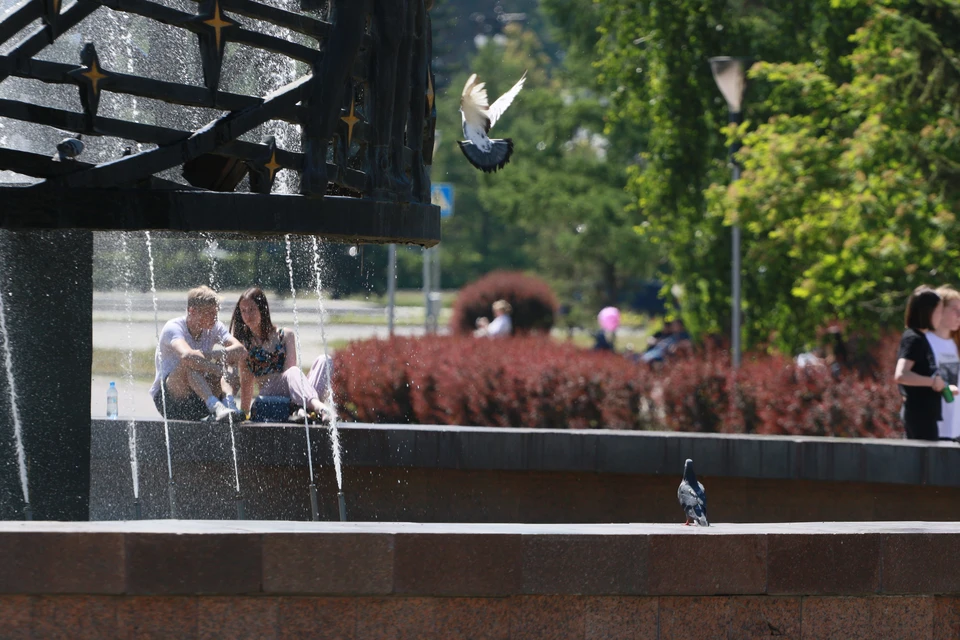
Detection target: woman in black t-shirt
<box><xmin>894</xmin><ymin>285</ymin><xmax>951</xmax><ymax>440</ymax></box>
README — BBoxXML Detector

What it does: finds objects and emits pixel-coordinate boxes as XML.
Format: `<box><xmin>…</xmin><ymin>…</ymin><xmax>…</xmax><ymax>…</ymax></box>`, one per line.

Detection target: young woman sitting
<box><xmin>229</xmin><ymin>287</ymin><xmax>332</xmax><ymax>422</ymax></box>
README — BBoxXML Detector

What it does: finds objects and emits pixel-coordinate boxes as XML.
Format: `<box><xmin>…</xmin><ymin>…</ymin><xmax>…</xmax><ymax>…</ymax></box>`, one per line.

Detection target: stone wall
<box><xmin>2</xmin><ymin>521</ymin><xmax>960</xmax><ymax>638</ymax></box>
<box><xmin>2</xmin><ymin>594</ymin><xmax>956</xmax><ymax>638</ymax></box>
<box><xmin>90</xmin><ymin>421</ymin><xmax>960</xmax><ymax>522</ymax></box>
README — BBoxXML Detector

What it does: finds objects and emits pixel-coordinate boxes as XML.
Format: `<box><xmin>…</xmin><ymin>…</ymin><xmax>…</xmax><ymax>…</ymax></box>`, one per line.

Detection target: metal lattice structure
<box><xmin>0</xmin><ymin>0</ymin><xmax>440</xmax><ymax>244</ymax></box>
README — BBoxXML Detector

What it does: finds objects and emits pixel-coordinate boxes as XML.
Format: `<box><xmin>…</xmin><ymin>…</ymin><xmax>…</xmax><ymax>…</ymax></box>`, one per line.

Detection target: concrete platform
<box><xmin>2</xmin><ymin>521</ymin><xmax>960</xmax><ymax>638</ymax></box>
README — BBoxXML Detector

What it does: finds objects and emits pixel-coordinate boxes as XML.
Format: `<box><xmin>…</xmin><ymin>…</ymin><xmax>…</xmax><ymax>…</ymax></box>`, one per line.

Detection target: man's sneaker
<box><xmin>287</xmin><ymin>407</ymin><xmax>308</xmax><ymax>423</ymax></box>
<box><xmin>212</xmin><ymin>401</ymin><xmax>244</xmax><ymax>423</ymax></box>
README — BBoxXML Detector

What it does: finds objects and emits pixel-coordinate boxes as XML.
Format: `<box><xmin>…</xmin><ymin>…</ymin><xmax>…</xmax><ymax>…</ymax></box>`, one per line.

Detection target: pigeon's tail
<box><xmin>685</xmin><ymin>503</ymin><xmax>709</xmax><ymax>527</ymax></box>
<box><xmin>458</xmin><ymin>138</ymin><xmax>514</xmax><ymax>173</ymax></box>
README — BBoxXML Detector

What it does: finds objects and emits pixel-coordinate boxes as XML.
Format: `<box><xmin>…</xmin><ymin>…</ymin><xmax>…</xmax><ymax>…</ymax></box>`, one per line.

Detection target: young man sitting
<box><xmin>150</xmin><ymin>285</ymin><xmax>247</xmax><ymax>422</ymax></box>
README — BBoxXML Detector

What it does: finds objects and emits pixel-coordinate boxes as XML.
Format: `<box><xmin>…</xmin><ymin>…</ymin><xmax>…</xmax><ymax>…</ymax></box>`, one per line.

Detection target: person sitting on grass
<box><xmin>229</xmin><ymin>287</ymin><xmax>332</xmax><ymax>422</ymax></box>
<box><xmin>150</xmin><ymin>285</ymin><xmax>247</xmax><ymax>422</ymax></box>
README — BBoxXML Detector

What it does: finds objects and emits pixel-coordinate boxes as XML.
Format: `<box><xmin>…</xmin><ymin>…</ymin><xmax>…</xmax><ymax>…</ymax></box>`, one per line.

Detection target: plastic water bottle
<box><xmin>106</xmin><ymin>381</ymin><xmax>119</xmax><ymax>419</ymax></box>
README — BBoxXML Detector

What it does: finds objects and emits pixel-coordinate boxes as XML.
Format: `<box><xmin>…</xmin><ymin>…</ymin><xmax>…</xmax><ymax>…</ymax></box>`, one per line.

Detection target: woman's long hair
<box><xmin>229</xmin><ymin>287</ymin><xmax>276</xmax><ymax>346</ymax></box>
<box><xmin>937</xmin><ymin>285</ymin><xmax>960</xmax><ymax>354</ymax></box>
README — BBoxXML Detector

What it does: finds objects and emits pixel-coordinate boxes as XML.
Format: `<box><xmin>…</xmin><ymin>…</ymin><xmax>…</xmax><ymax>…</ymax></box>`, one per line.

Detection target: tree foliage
<box><xmin>432</xmin><ymin>18</ymin><xmax>656</xmax><ymax>315</ymax></box>
<box><xmin>594</xmin><ymin>0</ymin><xmax>960</xmax><ymax>352</ymax></box>
<box><xmin>708</xmin><ymin>0</ymin><xmax>960</xmax><ymax>351</ymax></box>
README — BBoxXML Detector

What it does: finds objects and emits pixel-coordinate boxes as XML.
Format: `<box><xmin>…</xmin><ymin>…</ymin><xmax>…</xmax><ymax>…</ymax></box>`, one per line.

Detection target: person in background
<box><xmin>593</xmin><ymin>330</ymin><xmax>615</xmax><ymax>351</ymax></box>
<box><xmin>229</xmin><ymin>287</ymin><xmax>332</xmax><ymax>421</ymax></box>
<box><xmin>930</xmin><ymin>286</ymin><xmax>960</xmax><ymax>440</ymax></box>
<box><xmin>150</xmin><ymin>285</ymin><xmax>246</xmax><ymax>422</ymax></box>
<box><xmin>474</xmin><ymin>299</ymin><xmax>513</xmax><ymax>338</ymax></box>
<box><xmin>894</xmin><ymin>285</ymin><xmax>954</xmax><ymax>440</ymax></box>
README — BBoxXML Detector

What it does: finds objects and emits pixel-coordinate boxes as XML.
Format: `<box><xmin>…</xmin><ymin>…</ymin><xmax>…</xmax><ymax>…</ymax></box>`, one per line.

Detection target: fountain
<box><xmin>0</xmin><ymin>0</ymin><xmax>439</xmax><ymax>520</ymax></box>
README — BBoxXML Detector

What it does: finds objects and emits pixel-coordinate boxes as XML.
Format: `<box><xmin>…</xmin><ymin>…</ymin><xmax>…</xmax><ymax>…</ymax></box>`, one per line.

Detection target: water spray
<box><xmin>309</xmin><ymin>483</ymin><xmax>320</xmax><ymax>521</ymax></box>
<box><xmin>167</xmin><ymin>480</ymin><xmax>177</xmax><ymax>519</ymax></box>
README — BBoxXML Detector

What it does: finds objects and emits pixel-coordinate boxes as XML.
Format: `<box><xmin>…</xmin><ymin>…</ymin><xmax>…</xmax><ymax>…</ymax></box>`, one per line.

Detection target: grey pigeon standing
<box><xmin>53</xmin><ymin>134</ymin><xmax>84</xmax><ymax>162</ymax></box>
<box><xmin>678</xmin><ymin>458</ymin><xmax>709</xmax><ymax>526</ymax></box>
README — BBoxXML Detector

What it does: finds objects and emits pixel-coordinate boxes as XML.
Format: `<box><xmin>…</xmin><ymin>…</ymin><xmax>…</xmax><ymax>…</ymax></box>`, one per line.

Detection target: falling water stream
<box><xmin>203</xmin><ymin>233</ymin><xmax>219</xmax><ymax>290</ymax></box>
<box><xmin>0</xmin><ymin>281</ymin><xmax>30</xmax><ymax>519</ymax></box>
<box><xmin>311</xmin><ymin>236</ymin><xmax>345</xmax><ymax>520</ymax></box>
<box><xmin>285</xmin><ymin>234</ymin><xmax>326</xmax><ymax>520</ymax></box>
<box><xmin>202</xmin><ymin>233</ymin><xmax>244</xmax><ymax>516</ymax></box>
<box><xmin>118</xmin><ymin>233</ymin><xmax>140</xmax><ymax>515</ymax></box>
<box><xmin>145</xmin><ymin>231</ymin><xmax>177</xmax><ymax>517</ymax></box>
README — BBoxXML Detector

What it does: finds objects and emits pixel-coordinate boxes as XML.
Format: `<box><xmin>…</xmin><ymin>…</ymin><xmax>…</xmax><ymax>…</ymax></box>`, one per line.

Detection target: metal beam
<box><xmin>0</xmin><ymin>0</ymin><xmax>42</xmax><ymax>48</ymax></box>
<box><xmin>47</xmin><ymin>73</ymin><xmax>312</xmax><ymax>188</ymax></box>
<box><xmin>0</xmin><ymin>187</ymin><xmax>441</xmax><ymax>245</ymax></box>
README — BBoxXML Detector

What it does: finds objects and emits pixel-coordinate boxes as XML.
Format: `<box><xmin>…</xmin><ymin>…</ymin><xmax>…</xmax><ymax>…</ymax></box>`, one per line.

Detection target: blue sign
<box><xmin>431</xmin><ymin>182</ymin><xmax>454</xmax><ymax>218</ymax></box>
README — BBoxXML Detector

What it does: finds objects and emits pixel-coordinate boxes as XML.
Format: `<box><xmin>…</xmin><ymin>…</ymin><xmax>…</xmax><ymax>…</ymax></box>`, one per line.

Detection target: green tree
<box><xmin>593</xmin><ymin>0</ymin><xmax>740</xmax><ymax>338</ymax></box>
<box><xmin>591</xmin><ymin>0</ymin><xmax>952</xmax><ymax>350</ymax></box>
<box><xmin>706</xmin><ymin>0</ymin><xmax>960</xmax><ymax>352</ymax></box>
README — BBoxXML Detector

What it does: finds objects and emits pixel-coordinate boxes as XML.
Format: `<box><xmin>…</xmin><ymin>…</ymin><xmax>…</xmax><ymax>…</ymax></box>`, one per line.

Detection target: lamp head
<box><xmin>709</xmin><ymin>57</ymin><xmax>751</xmax><ymax>113</ymax></box>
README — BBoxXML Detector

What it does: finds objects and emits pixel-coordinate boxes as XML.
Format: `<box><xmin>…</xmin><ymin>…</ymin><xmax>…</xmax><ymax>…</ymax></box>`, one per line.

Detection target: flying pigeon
<box><xmin>678</xmin><ymin>458</ymin><xmax>709</xmax><ymax>526</ymax></box>
<box><xmin>458</xmin><ymin>70</ymin><xmax>526</xmax><ymax>172</ymax></box>
<box><xmin>53</xmin><ymin>134</ymin><xmax>84</xmax><ymax>162</ymax></box>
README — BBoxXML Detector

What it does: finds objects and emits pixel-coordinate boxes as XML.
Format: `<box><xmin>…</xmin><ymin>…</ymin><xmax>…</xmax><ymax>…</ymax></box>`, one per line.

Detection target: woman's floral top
<box><xmin>245</xmin><ymin>328</ymin><xmax>286</xmax><ymax>377</ymax></box>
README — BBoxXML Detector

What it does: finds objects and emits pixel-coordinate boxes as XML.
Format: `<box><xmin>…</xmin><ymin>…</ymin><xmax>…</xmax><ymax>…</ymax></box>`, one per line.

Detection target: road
<box><xmin>92</xmin><ymin>290</ymin><xmax>440</xmax><ymax>352</ymax></box>
<box><xmin>91</xmin><ymin>290</ymin><xmax>443</xmax><ymax>420</ymax></box>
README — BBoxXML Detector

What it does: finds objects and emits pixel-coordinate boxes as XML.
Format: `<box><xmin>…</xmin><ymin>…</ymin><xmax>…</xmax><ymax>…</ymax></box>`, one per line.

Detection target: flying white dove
<box><xmin>458</xmin><ymin>70</ymin><xmax>526</xmax><ymax>172</ymax></box>
<box><xmin>678</xmin><ymin>458</ymin><xmax>709</xmax><ymax>526</ymax></box>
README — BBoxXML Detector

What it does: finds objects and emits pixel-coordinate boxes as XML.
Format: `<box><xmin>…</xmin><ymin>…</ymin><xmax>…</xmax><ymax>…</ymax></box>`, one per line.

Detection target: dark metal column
<box><xmin>0</xmin><ymin>230</ymin><xmax>93</xmax><ymax>520</ymax></box>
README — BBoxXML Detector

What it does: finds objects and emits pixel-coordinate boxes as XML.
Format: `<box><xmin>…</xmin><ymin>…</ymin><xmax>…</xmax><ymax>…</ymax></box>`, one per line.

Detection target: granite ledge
<box><xmin>2</xmin><ymin>521</ymin><xmax>960</xmax><ymax>597</ymax></box>
<box><xmin>91</xmin><ymin>420</ymin><xmax>960</xmax><ymax>488</ymax></box>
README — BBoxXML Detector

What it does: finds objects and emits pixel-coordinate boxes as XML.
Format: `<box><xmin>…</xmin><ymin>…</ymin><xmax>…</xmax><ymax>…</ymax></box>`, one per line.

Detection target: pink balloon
<box><xmin>597</xmin><ymin>306</ymin><xmax>621</xmax><ymax>332</ymax></box>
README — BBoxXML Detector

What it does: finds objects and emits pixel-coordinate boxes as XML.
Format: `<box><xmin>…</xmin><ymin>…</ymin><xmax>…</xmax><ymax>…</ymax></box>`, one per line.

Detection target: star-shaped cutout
<box><xmin>203</xmin><ymin>0</ymin><xmax>235</xmax><ymax>51</ymax></box>
<box><xmin>341</xmin><ymin>97</ymin><xmax>360</xmax><ymax>146</ymax></box>
<box><xmin>82</xmin><ymin>60</ymin><xmax>109</xmax><ymax>95</ymax></box>
<box><xmin>264</xmin><ymin>151</ymin><xmax>281</xmax><ymax>182</ymax></box>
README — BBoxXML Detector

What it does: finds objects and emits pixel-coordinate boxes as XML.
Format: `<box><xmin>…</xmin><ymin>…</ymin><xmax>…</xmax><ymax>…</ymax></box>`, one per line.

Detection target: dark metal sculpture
<box><xmin>0</xmin><ymin>0</ymin><xmax>439</xmax><ymax>244</ymax></box>
<box><xmin>0</xmin><ymin>0</ymin><xmax>441</xmax><ymax>521</ymax></box>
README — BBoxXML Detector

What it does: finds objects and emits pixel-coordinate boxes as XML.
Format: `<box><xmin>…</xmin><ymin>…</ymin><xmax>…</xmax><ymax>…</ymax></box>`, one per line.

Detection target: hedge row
<box><xmin>331</xmin><ymin>335</ymin><xmax>905</xmax><ymax>438</ymax></box>
<box><xmin>333</xmin><ymin>336</ymin><xmax>652</xmax><ymax>429</ymax></box>
<box><xmin>655</xmin><ymin>351</ymin><xmax>901</xmax><ymax>437</ymax></box>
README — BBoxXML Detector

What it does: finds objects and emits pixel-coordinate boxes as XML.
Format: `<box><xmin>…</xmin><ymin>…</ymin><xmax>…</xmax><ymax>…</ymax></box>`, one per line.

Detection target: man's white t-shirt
<box><xmin>926</xmin><ymin>332</ymin><xmax>960</xmax><ymax>439</ymax></box>
<box><xmin>149</xmin><ymin>316</ymin><xmax>231</xmax><ymax>397</ymax></box>
<box><xmin>486</xmin><ymin>314</ymin><xmax>512</xmax><ymax>337</ymax></box>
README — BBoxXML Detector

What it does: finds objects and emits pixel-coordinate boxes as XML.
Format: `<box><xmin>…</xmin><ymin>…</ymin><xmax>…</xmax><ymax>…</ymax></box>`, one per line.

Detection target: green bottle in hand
<box><xmin>944</xmin><ymin>386</ymin><xmax>955</xmax><ymax>403</ymax></box>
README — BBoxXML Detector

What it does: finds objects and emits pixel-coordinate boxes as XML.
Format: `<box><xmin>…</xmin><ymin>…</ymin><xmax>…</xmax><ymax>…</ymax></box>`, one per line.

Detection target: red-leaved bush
<box><xmin>450</xmin><ymin>270</ymin><xmax>558</xmax><ymax>335</ymax></box>
<box><xmin>333</xmin><ymin>335</ymin><xmax>654</xmax><ymax>429</ymax></box>
<box><xmin>332</xmin><ymin>334</ymin><xmax>906</xmax><ymax>437</ymax></box>
<box><xmin>655</xmin><ymin>352</ymin><xmax>902</xmax><ymax>437</ymax></box>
